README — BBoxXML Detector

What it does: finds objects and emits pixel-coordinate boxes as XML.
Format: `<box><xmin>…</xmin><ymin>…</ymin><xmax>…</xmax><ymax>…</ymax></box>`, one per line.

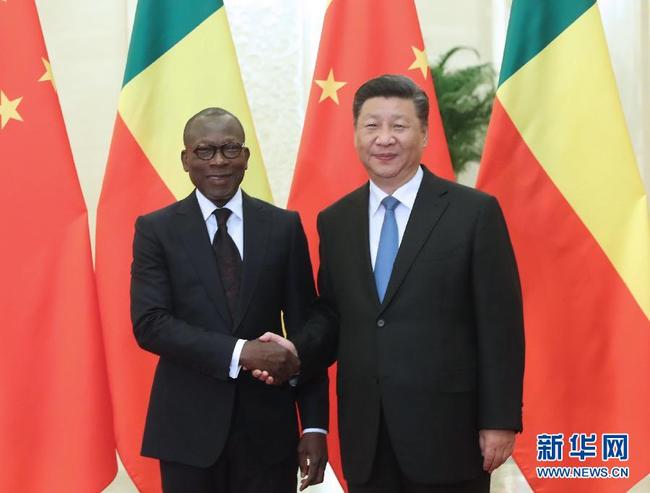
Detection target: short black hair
<box><xmin>183</xmin><ymin>107</ymin><xmax>245</xmax><ymax>145</ymax></box>
<box><xmin>352</xmin><ymin>74</ymin><xmax>429</xmax><ymax>128</ymax></box>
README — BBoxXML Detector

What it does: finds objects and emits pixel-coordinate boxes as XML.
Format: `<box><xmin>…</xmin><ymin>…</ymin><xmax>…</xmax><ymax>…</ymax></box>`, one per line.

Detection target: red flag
<box><xmin>288</xmin><ymin>1</ymin><xmax>453</xmax><ymax>488</ymax></box>
<box><xmin>0</xmin><ymin>2</ymin><xmax>116</xmax><ymax>492</ymax></box>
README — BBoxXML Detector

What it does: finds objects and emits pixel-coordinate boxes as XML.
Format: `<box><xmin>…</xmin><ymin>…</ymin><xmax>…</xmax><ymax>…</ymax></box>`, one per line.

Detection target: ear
<box><xmin>181</xmin><ymin>149</ymin><xmax>189</xmax><ymax>172</ymax></box>
<box><xmin>242</xmin><ymin>147</ymin><xmax>250</xmax><ymax>170</ymax></box>
<box><xmin>353</xmin><ymin>127</ymin><xmax>361</xmax><ymax>151</ymax></box>
<box><xmin>422</xmin><ymin>126</ymin><xmax>429</xmax><ymax>147</ymax></box>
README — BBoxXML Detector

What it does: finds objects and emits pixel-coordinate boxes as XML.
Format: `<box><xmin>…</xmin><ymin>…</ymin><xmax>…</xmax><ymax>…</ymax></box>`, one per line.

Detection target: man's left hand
<box><xmin>479</xmin><ymin>429</ymin><xmax>516</xmax><ymax>473</ymax></box>
<box><xmin>297</xmin><ymin>432</ymin><xmax>328</xmax><ymax>491</ymax></box>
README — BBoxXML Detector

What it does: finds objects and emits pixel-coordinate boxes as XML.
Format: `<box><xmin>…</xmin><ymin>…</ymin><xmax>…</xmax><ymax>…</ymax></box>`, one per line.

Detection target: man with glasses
<box><xmin>130</xmin><ymin>107</ymin><xmax>328</xmax><ymax>492</ymax></box>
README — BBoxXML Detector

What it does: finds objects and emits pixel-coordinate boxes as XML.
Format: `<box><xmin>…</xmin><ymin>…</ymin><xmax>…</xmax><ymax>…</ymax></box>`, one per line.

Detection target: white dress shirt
<box><xmin>368</xmin><ymin>166</ymin><xmax>423</xmax><ymax>268</ymax></box>
<box><xmin>195</xmin><ymin>187</ymin><xmax>244</xmax><ymax>257</ymax></box>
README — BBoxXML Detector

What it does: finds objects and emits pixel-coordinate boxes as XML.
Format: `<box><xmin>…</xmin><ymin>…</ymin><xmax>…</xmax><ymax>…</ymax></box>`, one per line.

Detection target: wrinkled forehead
<box><xmin>185</xmin><ymin>115</ymin><xmax>245</xmax><ymax>145</ymax></box>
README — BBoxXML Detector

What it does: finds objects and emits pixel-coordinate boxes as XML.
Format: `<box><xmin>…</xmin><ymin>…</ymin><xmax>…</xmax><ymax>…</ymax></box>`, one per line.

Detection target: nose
<box><xmin>209</xmin><ymin>150</ymin><xmax>228</xmax><ymax>166</ymax></box>
<box><xmin>375</xmin><ymin>126</ymin><xmax>395</xmax><ymax>146</ymax></box>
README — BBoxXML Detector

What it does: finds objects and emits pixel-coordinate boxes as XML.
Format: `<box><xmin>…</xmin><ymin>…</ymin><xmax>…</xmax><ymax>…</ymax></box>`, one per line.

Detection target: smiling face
<box><xmin>181</xmin><ymin>114</ymin><xmax>249</xmax><ymax>207</ymax></box>
<box><xmin>354</xmin><ymin>96</ymin><xmax>428</xmax><ymax>194</ymax></box>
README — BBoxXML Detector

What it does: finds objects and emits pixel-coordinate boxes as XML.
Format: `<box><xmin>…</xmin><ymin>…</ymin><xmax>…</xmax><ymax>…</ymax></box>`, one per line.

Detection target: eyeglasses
<box><xmin>192</xmin><ymin>142</ymin><xmax>245</xmax><ymax>160</ymax></box>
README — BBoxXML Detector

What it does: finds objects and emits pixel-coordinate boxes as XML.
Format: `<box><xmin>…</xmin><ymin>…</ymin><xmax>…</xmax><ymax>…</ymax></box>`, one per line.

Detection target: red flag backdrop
<box><xmin>0</xmin><ymin>2</ymin><xmax>116</xmax><ymax>492</ymax></box>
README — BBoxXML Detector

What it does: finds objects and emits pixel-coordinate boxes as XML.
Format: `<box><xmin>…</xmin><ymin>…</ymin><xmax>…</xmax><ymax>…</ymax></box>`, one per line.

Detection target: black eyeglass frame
<box><xmin>192</xmin><ymin>142</ymin><xmax>246</xmax><ymax>160</ymax></box>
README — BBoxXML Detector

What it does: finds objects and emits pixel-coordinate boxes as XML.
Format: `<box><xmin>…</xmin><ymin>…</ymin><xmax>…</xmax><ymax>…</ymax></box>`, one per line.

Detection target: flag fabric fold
<box><xmin>288</xmin><ymin>1</ymin><xmax>453</xmax><ymax>489</ymax></box>
<box><xmin>96</xmin><ymin>1</ymin><xmax>271</xmax><ymax>491</ymax></box>
<box><xmin>0</xmin><ymin>2</ymin><xmax>116</xmax><ymax>492</ymax></box>
<box><xmin>478</xmin><ymin>1</ymin><xmax>650</xmax><ymax>491</ymax></box>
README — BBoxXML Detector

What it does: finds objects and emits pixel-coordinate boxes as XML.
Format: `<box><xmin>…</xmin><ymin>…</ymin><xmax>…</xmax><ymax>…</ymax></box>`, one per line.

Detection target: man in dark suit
<box><xmin>130</xmin><ymin>107</ymin><xmax>328</xmax><ymax>493</ymax></box>
<box><xmin>258</xmin><ymin>75</ymin><xmax>525</xmax><ymax>492</ymax></box>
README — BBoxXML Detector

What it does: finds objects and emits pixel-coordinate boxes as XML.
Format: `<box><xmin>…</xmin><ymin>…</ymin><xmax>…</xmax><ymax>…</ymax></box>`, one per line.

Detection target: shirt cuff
<box><xmin>229</xmin><ymin>339</ymin><xmax>247</xmax><ymax>379</ymax></box>
<box><xmin>302</xmin><ymin>428</ymin><xmax>328</xmax><ymax>435</ymax></box>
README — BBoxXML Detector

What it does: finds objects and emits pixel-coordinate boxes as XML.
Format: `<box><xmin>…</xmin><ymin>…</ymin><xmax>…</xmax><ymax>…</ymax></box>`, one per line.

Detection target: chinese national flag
<box><xmin>0</xmin><ymin>2</ymin><xmax>116</xmax><ymax>492</ymax></box>
<box><xmin>478</xmin><ymin>0</ymin><xmax>650</xmax><ymax>491</ymax></box>
<box><xmin>288</xmin><ymin>1</ymin><xmax>453</xmax><ymax>489</ymax></box>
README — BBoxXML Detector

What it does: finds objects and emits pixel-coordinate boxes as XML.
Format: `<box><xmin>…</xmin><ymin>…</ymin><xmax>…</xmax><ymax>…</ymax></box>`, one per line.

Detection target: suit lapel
<box><xmin>233</xmin><ymin>192</ymin><xmax>271</xmax><ymax>331</ymax></box>
<box><xmin>346</xmin><ymin>185</ymin><xmax>382</xmax><ymax>310</ymax></box>
<box><xmin>174</xmin><ymin>193</ymin><xmax>232</xmax><ymax>325</ymax></box>
<box><xmin>380</xmin><ymin>168</ymin><xmax>449</xmax><ymax>311</ymax></box>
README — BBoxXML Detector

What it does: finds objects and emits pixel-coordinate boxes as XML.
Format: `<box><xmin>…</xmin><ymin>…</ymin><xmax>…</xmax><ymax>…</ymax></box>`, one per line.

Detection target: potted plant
<box><xmin>431</xmin><ymin>47</ymin><xmax>497</xmax><ymax>177</ymax></box>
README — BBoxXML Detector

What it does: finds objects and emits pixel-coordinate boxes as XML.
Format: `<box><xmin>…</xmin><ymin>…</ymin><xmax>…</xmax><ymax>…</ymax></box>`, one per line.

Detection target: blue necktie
<box><xmin>374</xmin><ymin>196</ymin><xmax>400</xmax><ymax>302</ymax></box>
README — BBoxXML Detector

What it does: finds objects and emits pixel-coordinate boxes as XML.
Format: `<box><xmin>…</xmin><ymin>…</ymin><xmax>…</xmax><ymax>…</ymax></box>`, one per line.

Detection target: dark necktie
<box><xmin>213</xmin><ymin>208</ymin><xmax>242</xmax><ymax>320</ymax></box>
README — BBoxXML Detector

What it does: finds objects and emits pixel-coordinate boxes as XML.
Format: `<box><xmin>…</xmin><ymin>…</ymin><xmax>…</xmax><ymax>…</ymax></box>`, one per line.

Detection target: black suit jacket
<box><xmin>130</xmin><ymin>191</ymin><xmax>328</xmax><ymax>467</ymax></box>
<box><xmin>295</xmin><ymin>167</ymin><xmax>524</xmax><ymax>484</ymax></box>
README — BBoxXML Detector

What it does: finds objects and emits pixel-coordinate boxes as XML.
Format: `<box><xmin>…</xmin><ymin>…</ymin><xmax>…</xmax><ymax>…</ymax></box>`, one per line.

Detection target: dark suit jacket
<box><xmin>130</xmin><ymin>191</ymin><xmax>328</xmax><ymax>468</ymax></box>
<box><xmin>294</xmin><ymin>167</ymin><xmax>524</xmax><ymax>484</ymax></box>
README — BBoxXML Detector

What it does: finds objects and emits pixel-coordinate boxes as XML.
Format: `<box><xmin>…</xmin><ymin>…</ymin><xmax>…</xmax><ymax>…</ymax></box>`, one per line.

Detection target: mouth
<box><xmin>207</xmin><ymin>174</ymin><xmax>232</xmax><ymax>182</ymax></box>
<box><xmin>373</xmin><ymin>153</ymin><xmax>398</xmax><ymax>162</ymax></box>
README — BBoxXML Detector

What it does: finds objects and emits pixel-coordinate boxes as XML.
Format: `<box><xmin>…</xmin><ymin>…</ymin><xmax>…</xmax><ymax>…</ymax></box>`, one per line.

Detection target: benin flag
<box><xmin>96</xmin><ymin>1</ymin><xmax>271</xmax><ymax>490</ymax></box>
<box><xmin>0</xmin><ymin>2</ymin><xmax>116</xmax><ymax>492</ymax></box>
<box><xmin>478</xmin><ymin>1</ymin><xmax>650</xmax><ymax>491</ymax></box>
<box><xmin>288</xmin><ymin>1</ymin><xmax>453</xmax><ymax>489</ymax></box>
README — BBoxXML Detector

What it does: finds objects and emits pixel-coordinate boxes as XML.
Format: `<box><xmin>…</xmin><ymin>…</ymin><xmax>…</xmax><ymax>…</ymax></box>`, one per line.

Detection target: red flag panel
<box><xmin>0</xmin><ymin>2</ymin><xmax>116</xmax><ymax>491</ymax></box>
<box><xmin>96</xmin><ymin>114</ymin><xmax>175</xmax><ymax>493</ymax></box>
<box><xmin>479</xmin><ymin>101</ymin><xmax>650</xmax><ymax>492</ymax></box>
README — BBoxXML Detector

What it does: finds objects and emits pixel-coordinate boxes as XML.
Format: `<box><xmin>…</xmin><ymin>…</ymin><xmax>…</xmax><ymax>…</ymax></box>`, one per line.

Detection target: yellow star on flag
<box><xmin>326</xmin><ymin>0</ymin><xmax>333</xmax><ymax>8</ymax></box>
<box><xmin>314</xmin><ymin>69</ymin><xmax>347</xmax><ymax>105</ymax></box>
<box><xmin>408</xmin><ymin>46</ymin><xmax>429</xmax><ymax>80</ymax></box>
<box><xmin>0</xmin><ymin>90</ymin><xmax>23</xmax><ymax>129</ymax></box>
<box><xmin>38</xmin><ymin>58</ymin><xmax>56</xmax><ymax>90</ymax></box>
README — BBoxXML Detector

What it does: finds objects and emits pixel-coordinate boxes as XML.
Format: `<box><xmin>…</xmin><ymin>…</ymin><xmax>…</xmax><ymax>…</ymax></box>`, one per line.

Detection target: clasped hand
<box><xmin>240</xmin><ymin>332</ymin><xmax>299</xmax><ymax>385</ymax></box>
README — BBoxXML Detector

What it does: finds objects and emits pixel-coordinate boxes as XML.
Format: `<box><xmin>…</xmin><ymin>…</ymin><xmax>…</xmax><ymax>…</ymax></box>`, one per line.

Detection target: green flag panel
<box><xmin>123</xmin><ymin>0</ymin><xmax>224</xmax><ymax>85</ymax></box>
<box><xmin>499</xmin><ymin>0</ymin><xmax>595</xmax><ymax>86</ymax></box>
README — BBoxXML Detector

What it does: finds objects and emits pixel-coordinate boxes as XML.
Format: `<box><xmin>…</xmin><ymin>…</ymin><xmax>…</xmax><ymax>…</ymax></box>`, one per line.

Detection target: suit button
<box><xmin>377</xmin><ymin>319</ymin><xmax>385</xmax><ymax>328</ymax></box>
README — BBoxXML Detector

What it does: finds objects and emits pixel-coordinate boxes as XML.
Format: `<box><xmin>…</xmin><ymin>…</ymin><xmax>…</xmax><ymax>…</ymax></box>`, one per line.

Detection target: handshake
<box><xmin>240</xmin><ymin>332</ymin><xmax>298</xmax><ymax>385</ymax></box>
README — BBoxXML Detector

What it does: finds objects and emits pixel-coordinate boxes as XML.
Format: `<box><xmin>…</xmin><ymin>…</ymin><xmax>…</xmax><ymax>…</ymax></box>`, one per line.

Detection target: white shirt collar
<box><xmin>195</xmin><ymin>187</ymin><xmax>243</xmax><ymax>222</ymax></box>
<box><xmin>369</xmin><ymin>165</ymin><xmax>423</xmax><ymax>215</ymax></box>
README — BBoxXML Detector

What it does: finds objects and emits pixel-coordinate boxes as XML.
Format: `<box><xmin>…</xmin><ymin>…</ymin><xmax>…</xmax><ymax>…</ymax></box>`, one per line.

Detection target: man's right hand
<box><xmin>240</xmin><ymin>338</ymin><xmax>299</xmax><ymax>385</ymax></box>
<box><xmin>251</xmin><ymin>332</ymin><xmax>297</xmax><ymax>385</ymax></box>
